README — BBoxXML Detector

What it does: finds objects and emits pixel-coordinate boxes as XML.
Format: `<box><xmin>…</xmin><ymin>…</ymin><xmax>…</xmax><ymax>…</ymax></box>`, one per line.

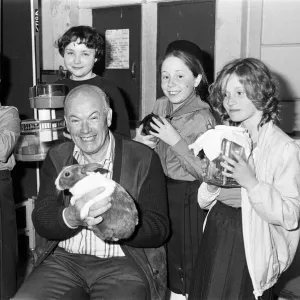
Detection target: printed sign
<box><xmin>35</xmin><ymin>9</ymin><xmax>39</xmax><ymax>32</ymax></box>
<box><xmin>105</xmin><ymin>29</ymin><xmax>129</xmax><ymax>69</ymax></box>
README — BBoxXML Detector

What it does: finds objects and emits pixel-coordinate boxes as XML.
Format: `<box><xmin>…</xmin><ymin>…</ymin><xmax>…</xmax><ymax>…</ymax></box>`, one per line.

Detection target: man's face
<box><xmin>65</xmin><ymin>91</ymin><xmax>112</xmax><ymax>160</ymax></box>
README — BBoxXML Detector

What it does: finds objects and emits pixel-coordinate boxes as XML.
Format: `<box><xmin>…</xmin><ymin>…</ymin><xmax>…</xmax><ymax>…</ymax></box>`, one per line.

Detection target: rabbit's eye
<box><xmin>65</xmin><ymin>172</ymin><xmax>70</xmax><ymax>177</ymax></box>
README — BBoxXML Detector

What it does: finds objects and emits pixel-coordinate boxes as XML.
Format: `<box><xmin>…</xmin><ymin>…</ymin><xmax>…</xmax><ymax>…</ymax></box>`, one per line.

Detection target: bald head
<box><xmin>64</xmin><ymin>84</ymin><xmax>110</xmax><ymax>117</ymax></box>
<box><xmin>64</xmin><ymin>84</ymin><xmax>113</xmax><ymax>160</ymax></box>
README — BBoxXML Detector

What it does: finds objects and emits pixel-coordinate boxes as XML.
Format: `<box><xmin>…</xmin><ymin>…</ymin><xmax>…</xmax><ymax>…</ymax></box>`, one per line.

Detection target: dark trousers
<box><xmin>13</xmin><ymin>247</ymin><xmax>147</xmax><ymax>300</ymax></box>
<box><xmin>0</xmin><ymin>170</ymin><xmax>18</xmax><ymax>300</ymax></box>
<box><xmin>189</xmin><ymin>201</ymin><xmax>274</xmax><ymax>300</ymax></box>
<box><xmin>166</xmin><ymin>178</ymin><xmax>204</xmax><ymax>295</ymax></box>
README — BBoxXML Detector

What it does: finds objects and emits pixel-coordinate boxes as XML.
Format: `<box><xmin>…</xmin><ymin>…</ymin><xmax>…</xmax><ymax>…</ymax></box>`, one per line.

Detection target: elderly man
<box><xmin>13</xmin><ymin>85</ymin><xmax>169</xmax><ymax>300</ymax></box>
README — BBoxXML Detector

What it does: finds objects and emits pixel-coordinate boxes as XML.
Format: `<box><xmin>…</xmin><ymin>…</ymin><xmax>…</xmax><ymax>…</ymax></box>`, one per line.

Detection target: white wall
<box><xmin>41</xmin><ymin>0</ymin><xmax>300</xmax><ymax>132</ymax></box>
<box><xmin>41</xmin><ymin>0</ymin><xmax>91</xmax><ymax>70</ymax></box>
<box><xmin>260</xmin><ymin>0</ymin><xmax>300</xmax><ymax>134</ymax></box>
<box><xmin>214</xmin><ymin>0</ymin><xmax>300</xmax><ymax>134</ymax></box>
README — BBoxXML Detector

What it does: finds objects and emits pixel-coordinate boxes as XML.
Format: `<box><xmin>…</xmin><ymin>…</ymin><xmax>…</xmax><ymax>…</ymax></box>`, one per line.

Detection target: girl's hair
<box><xmin>209</xmin><ymin>57</ymin><xmax>280</xmax><ymax>127</ymax></box>
<box><xmin>161</xmin><ymin>48</ymin><xmax>209</xmax><ymax>101</ymax></box>
<box><xmin>56</xmin><ymin>26</ymin><xmax>104</xmax><ymax>60</ymax></box>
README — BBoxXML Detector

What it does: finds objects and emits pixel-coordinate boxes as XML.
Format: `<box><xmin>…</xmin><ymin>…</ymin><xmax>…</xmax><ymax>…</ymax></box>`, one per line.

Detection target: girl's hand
<box><xmin>133</xmin><ymin>124</ymin><xmax>159</xmax><ymax>149</ymax></box>
<box><xmin>200</xmin><ymin>157</ymin><xmax>220</xmax><ymax>192</ymax></box>
<box><xmin>220</xmin><ymin>151</ymin><xmax>258</xmax><ymax>191</ymax></box>
<box><xmin>149</xmin><ymin>116</ymin><xmax>181</xmax><ymax>146</ymax></box>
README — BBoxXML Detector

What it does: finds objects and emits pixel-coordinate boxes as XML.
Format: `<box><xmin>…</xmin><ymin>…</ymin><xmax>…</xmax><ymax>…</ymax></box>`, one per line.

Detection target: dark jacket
<box><xmin>32</xmin><ymin>134</ymin><xmax>170</xmax><ymax>300</ymax></box>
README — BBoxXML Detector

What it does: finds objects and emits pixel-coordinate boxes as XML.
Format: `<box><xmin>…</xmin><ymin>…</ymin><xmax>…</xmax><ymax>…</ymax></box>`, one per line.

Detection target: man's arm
<box><xmin>33</xmin><ymin>150</ymin><xmax>112</xmax><ymax>240</ymax></box>
<box><xmin>122</xmin><ymin>151</ymin><xmax>170</xmax><ymax>248</ymax></box>
<box><xmin>32</xmin><ymin>152</ymin><xmax>82</xmax><ymax>240</ymax></box>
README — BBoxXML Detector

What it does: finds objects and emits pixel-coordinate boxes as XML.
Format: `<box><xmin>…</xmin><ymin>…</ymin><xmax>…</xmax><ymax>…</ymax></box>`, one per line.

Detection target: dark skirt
<box><xmin>188</xmin><ymin>201</ymin><xmax>274</xmax><ymax>300</ymax></box>
<box><xmin>166</xmin><ymin>177</ymin><xmax>204</xmax><ymax>295</ymax></box>
<box><xmin>0</xmin><ymin>170</ymin><xmax>18</xmax><ymax>299</ymax></box>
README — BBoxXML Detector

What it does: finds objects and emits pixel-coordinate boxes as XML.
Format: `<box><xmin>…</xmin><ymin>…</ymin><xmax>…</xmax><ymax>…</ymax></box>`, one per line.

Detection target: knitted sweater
<box><xmin>32</xmin><ymin>134</ymin><xmax>170</xmax><ymax>300</ymax></box>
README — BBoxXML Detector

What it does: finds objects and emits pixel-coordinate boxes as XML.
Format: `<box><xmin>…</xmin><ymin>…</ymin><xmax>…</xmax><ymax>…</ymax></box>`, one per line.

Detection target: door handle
<box><xmin>131</xmin><ymin>61</ymin><xmax>136</xmax><ymax>80</ymax></box>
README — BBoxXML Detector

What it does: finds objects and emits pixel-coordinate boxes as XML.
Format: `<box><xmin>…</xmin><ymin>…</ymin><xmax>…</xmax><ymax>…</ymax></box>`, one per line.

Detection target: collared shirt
<box><xmin>153</xmin><ymin>92</ymin><xmax>216</xmax><ymax>181</ymax></box>
<box><xmin>59</xmin><ymin>132</ymin><xmax>125</xmax><ymax>257</ymax></box>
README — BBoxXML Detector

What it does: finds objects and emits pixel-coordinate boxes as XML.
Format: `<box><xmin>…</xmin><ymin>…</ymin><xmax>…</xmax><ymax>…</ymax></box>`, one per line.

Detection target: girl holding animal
<box><xmin>188</xmin><ymin>58</ymin><xmax>300</xmax><ymax>300</ymax></box>
<box><xmin>135</xmin><ymin>40</ymin><xmax>216</xmax><ymax>299</ymax></box>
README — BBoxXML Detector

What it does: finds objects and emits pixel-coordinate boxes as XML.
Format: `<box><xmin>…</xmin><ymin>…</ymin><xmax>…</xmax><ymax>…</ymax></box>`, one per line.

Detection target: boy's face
<box><xmin>64</xmin><ymin>39</ymin><xmax>97</xmax><ymax>81</ymax></box>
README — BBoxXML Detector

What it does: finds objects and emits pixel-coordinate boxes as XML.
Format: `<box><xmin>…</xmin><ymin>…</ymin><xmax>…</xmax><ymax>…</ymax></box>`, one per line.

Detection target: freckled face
<box><xmin>222</xmin><ymin>74</ymin><xmax>262</xmax><ymax>127</ymax></box>
<box><xmin>161</xmin><ymin>56</ymin><xmax>201</xmax><ymax>110</ymax></box>
<box><xmin>63</xmin><ymin>39</ymin><xmax>97</xmax><ymax>81</ymax></box>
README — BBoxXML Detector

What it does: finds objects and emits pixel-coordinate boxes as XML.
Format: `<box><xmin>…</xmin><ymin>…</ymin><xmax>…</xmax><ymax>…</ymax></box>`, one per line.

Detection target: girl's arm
<box><xmin>169</xmin><ymin>112</ymin><xmax>216</xmax><ymax>180</ymax></box>
<box><xmin>248</xmin><ymin>141</ymin><xmax>300</xmax><ymax>230</ymax></box>
<box><xmin>198</xmin><ymin>182</ymin><xmax>220</xmax><ymax>209</ymax></box>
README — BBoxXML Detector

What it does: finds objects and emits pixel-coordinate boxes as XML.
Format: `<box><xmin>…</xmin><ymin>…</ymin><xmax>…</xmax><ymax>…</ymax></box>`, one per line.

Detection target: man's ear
<box><xmin>64</xmin><ymin>116</ymin><xmax>70</xmax><ymax>132</ymax></box>
<box><xmin>106</xmin><ymin>108</ymin><xmax>112</xmax><ymax>128</ymax></box>
<box><xmin>194</xmin><ymin>74</ymin><xmax>202</xmax><ymax>88</ymax></box>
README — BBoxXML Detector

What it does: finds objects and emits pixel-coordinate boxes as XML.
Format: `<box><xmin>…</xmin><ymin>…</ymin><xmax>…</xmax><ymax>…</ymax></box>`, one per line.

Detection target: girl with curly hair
<box><xmin>189</xmin><ymin>58</ymin><xmax>300</xmax><ymax>300</ymax></box>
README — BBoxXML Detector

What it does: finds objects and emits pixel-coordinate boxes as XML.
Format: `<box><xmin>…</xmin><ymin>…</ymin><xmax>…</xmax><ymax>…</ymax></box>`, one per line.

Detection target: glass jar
<box><xmin>203</xmin><ymin>138</ymin><xmax>246</xmax><ymax>188</ymax></box>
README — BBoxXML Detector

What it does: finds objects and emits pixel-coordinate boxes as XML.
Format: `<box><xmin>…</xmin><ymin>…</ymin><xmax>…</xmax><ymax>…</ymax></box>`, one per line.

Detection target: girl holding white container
<box><xmin>188</xmin><ymin>58</ymin><xmax>300</xmax><ymax>300</ymax></box>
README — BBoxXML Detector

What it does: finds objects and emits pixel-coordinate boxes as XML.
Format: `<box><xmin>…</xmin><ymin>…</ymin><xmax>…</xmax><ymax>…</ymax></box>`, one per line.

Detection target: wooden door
<box><xmin>157</xmin><ymin>0</ymin><xmax>216</xmax><ymax>98</ymax></box>
<box><xmin>93</xmin><ymin>5</ymin><xmax>141</xmax><ymax>126</ymax></box>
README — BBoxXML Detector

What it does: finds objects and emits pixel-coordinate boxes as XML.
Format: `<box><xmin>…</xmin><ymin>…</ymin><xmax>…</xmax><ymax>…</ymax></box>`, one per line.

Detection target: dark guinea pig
<box><xmin>140</xmin><ymin>113</ymin><xmax>163</xmax><ymax>136</ymax></box>
<box><xmin>55</xmin><ymin>163</ymin><xmax>139</xmax><ymax>242</ymax></box>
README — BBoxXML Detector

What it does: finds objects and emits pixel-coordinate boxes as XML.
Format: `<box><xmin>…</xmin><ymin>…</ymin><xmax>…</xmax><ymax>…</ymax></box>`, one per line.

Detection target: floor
<box><xmin>17</xmin><ymin>235</ymin><xmax>31</xmax><ymax>290</ymax></box>
<box><xmin>16</xmin><ymin>235</ymin><xmax>300</xmax><ymax>300</ymax></box>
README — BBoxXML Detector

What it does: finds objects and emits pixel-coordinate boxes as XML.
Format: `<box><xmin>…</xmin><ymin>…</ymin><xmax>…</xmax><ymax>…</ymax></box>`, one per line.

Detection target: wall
<box><xmin>41</xmin><ymin>0</ymin><xmax>158</xmax><ymax>117</ymax></box>
<box><xmin>260</xmin><ymin>0</ymin><xmax>300</xmax><ymax>135</ymax></box>
<box><xmin>41</xmin><ymin>0</ymin><xmax>211</xmax><ymax>119</ymax></box>
<box><xmin>41</xmin><ymin>0</ymin><xmax>300</xmax><ymax>134</ymax></box>
<box><xmin>214</xmin><ymin>0</ymin><xmax>300</xmax><ymax>135</ymax></box>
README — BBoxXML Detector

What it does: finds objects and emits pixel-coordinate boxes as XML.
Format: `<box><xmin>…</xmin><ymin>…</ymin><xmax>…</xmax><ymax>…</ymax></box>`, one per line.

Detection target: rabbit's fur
<box><xmin>55</xmin><ymin>163</ymin><xmax>138</xmax><ymax>241</ymax></box>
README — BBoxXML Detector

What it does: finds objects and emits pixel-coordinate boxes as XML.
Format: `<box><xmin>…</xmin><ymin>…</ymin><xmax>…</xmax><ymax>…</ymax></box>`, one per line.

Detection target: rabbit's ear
<box><xmin>81</xmin><ymin>163</ymin><xmax>103</xmax><ymax>173</ymax></box>
<box><xmin>81</xmin><ymin>163</ymin><xmax>109</xmax><ymax>175</ymax></box>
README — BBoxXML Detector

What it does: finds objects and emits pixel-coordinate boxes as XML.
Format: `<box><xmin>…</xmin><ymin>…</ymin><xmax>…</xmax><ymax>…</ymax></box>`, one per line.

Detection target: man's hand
<box><xmin>64</xmin><ymin>187</ymin><xmax>111</xmax><ymax>227</ymax></box>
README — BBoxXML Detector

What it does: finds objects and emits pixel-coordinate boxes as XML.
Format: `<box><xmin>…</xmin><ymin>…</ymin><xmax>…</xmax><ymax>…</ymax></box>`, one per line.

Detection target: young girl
<box><xmin>189</xmin><ymin>58</ymin><xmax>300</xmax><ymax>300</ymax></box>
<box><xmin>135</xmin><ymin>40</ymin><xmax>216</xmax><ymax>299</ymax></box>
<box><xmin>55</xmin><ymin>26</ymin><xmax>130</xmax><ymax>138</ymax></box>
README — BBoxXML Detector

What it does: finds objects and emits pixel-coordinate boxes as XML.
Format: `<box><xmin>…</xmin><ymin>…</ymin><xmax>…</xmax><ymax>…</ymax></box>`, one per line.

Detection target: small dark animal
<box><xmin>55</xmin><ymin>163</ymin><xmax>139</xmax><ymax>241</ymax></box>
<box><xmin>140</xmin><ymin>113</ymin><xmax>162</xmax><ymax>135</ymax></box>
